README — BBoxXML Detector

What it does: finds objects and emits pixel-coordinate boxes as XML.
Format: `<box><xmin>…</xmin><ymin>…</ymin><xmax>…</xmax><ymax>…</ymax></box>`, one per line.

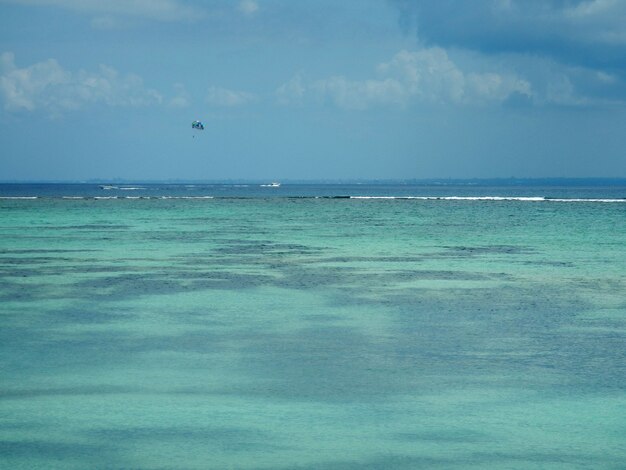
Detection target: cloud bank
<box><xmin>206</xmin><ymin>86</ymin><xmax>256</xmax><ymax>107</ymax></box>
<box><xmin>1</xmin><ymin>0</ymin><xmax>203</xmax><ymax>22</ymax></box>
<box><xmin>0</xmin><ymin>53</ymin><xmax>262</xmax><ymax>116</ymax></box>
<box><xmin>238</xmin><ymin>0</ymin><xmax>259</xmax><ymax>16</ymax></box>
<box><xmin>391</xmin><ymin>0</ymin><xmax>626</xmax><ymax>70</ymax></box>
<box><xmin>0</xmin><ymin>52</ymin><xmax>162</xmax><ymax>114</ymax></box>
<box><xmin>277</xmin><ymin>48</ymin><xmax>532</xmax><ymax>110</ymax></box>
<box><xmin>272</xmin><ymin>0</ymin><xmax>626</xmax><ymax>111</ymax></box>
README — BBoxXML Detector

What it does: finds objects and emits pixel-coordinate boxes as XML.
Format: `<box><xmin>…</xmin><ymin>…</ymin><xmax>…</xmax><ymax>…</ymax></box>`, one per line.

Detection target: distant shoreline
<box><xmin>1</xmin><ymin>178</ymin><xmax>626</xmax><ymax>186</ymax></box>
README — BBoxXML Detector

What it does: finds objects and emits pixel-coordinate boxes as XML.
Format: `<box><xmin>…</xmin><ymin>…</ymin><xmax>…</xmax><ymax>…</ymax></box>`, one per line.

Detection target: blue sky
<box><xmin>1</xmin><ymin>0</ymin><xmax>625</xmax><ymax>180</ymax></box>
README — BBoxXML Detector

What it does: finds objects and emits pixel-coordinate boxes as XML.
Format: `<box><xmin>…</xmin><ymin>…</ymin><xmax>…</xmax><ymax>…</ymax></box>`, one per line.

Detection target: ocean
<box><xmin>1</xmin><ymin>182</ymin><xmax>625</xmax><ymax>469</ymax></box>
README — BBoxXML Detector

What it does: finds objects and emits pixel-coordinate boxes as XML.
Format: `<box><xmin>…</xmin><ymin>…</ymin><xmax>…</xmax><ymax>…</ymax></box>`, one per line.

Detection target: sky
<box><xmin>1</xmin><ymin>0</ymin><xmax>625</xmax><ymax>181</ymax></box>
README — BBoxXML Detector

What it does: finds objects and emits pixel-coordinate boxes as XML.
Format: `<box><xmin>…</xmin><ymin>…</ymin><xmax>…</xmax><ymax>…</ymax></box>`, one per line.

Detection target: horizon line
<box><xmin>1</xmin><ymin>177</ymin><xmax>626</xmax><ymax>185</ymax></box>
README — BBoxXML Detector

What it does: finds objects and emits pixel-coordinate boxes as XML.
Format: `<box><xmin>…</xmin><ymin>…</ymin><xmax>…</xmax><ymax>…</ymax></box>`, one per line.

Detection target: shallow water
<box><xmin>1</xmin><ymin>185</ymin><xmax>625</xmax><ymax>469</ymax></box>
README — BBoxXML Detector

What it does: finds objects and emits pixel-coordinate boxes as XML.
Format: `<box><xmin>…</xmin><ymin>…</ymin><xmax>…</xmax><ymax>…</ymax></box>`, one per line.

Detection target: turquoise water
<box><xmin>1</xmin><ymin>185</ymin><xmax>625</xmax><ymax>469</ymax></box>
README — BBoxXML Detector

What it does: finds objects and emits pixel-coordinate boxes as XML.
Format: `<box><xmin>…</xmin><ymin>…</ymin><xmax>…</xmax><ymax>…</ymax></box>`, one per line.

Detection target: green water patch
<box><xmin>1</xmin><ymin>197</ymin><xmax>624</xmax><ymax>469</ymax></box>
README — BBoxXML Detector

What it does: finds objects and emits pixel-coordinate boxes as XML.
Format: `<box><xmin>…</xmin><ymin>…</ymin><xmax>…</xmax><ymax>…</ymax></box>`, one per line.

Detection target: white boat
<box><xmin>261</xmin><ymin>182</ymin><xmax>281</xmax><ymax>187</ymax></box>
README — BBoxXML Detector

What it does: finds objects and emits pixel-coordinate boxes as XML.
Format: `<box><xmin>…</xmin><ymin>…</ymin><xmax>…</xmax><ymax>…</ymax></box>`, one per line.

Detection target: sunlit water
<box><xmin>1</xmin><ymin>184</ymin><xmax>625</xmax><ymax>469</ymax></box>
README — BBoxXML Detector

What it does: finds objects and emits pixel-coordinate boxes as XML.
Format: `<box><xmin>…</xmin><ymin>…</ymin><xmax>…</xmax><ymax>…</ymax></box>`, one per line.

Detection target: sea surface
<box><xmin>1</xmin><ymin>182</ymin><xmax>625</xmax><ymax>469</ymax></box>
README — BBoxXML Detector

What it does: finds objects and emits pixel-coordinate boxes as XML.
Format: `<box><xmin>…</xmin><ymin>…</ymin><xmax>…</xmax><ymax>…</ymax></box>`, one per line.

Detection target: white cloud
<box><xmin>0</xmin><ymin>52</ymin><xmax>162</xmax><ymax>114</ymax></box>
<box><xmin>564</xmin><ymin>0</ymin><xmax>626</xmax><ymax>45</ymax></box>
<box><xmin>238</xmin><ymin>0</ymin><xmax>258</xmax><ymax>16</ymax></box>
<box><xmin>314</xmin><ymin>76</ymin><xmax>407</xmax><ymax>110</ymax></box>
<box><xmin>169</xmin><ymin>82</ymin><xmax>190</xmax><ymax>108</ymax></box>
<box><xmin>390</xmin><ymin>0</ymin><xmax>626</xmax><ymax>72</ymax></box>
<box><xmin>275</xmin><ymin>73</ymin><xmax>305</xmax><ymax>105</ymax></box>
<box><xmin>377</xmin><ymin>48</ymin><xmax>466</xmax><ymax>104</ymax></box>
<box><xmin>276</xmin><ymin>48</ymin><xmax>533</xmax><ymax>110</ymax></box>
<box><xmin>206</xmin><ymin>86</ymin><xmax>255</xmax><ymax>107</ymax></box>
<box><xmin>466</xmin><ymin>72</ymin><xmax>532</xmax><ymax>102</ymax></box>
<box><xmin>380</xmin><ymin>48</ymin><xmax>533</xmax><ymax>105</ymax></box>
<box><xmin>566</xmin><ymin>0</ymin><xmax>618</xmax><ymax>18</ymax></box>
<box><xmin>2</xmin><ymin>0</ymin><xmax>203</xmax><ymax>22</ymax></box>
<box><xmin>544</xmin><ymin>74</ymin><xmax>589</xmax><ymax>106</ymax></box>
<box><xmin>491</xmin><ymin>0</ymin><xmax>515</xmax><ymax>12</ymax></box>
<box><xmin>596</xmin><ymin>71</ymin><xmax>617</xmax><ymax>84</ymax></box>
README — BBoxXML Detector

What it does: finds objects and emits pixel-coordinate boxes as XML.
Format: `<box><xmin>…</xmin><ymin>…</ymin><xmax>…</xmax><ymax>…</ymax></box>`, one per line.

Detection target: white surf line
<box><xmin>349</xmin><ymin>196</ymin><xmax>626</xmax><ymax>202</ymax></box>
